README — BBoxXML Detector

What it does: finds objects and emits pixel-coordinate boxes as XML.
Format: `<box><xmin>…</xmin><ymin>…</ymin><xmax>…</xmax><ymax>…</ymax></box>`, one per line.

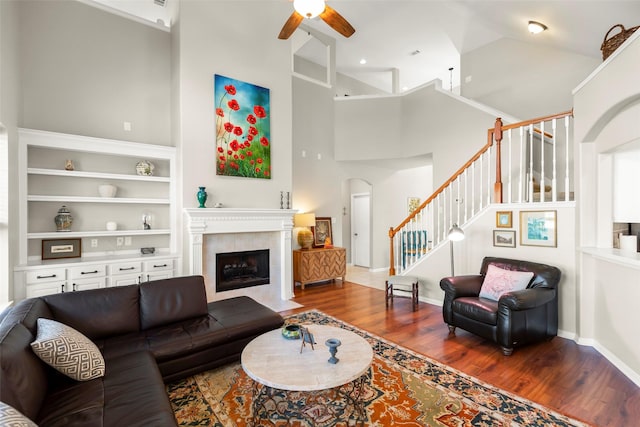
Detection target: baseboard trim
<box><xmin>592</xmin><ymin>341</ymin><xmax>640</xmax><ymax>388</ymax></box>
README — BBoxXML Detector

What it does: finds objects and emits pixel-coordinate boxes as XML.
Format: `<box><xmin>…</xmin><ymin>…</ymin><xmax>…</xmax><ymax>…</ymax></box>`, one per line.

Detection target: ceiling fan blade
<box><xmin>319</xmin><ymin>5</ymin><xmax>355</xmax><ymax>38</ymax></box>
<box><xmin>278</xmin><ymin>11</ymin><xmax>304</xmax><ymax>39</ymax></box>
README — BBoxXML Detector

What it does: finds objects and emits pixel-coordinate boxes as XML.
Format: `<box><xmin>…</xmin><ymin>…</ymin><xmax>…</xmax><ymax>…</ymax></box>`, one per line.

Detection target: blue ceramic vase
<box><xmin>197</xmin><ymin>187</ymin><xmax>207</xmax><ymax>208</ymax></box>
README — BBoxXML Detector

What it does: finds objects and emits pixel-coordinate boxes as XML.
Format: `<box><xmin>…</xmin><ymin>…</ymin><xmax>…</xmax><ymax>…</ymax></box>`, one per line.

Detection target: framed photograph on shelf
<box><xmin>496</xmin><ymin>211</ymin><xmax>512</xmax><ymax>228</ymax></box>
<box><xmin>493</xmin><ymin>230</ymin><xmax>516</xmax><ymax>248</ymax></box>
<box><xmin>520</xmin><ymin>210</ymin><xmax>557</xmax><ymax>247</ymax></box>
<box><xmin>313</xmin><ymin>217</ymin><xmax>333</xmax><ymax>248</ymax></box>
<box><xmin>42</xmin><ymin>238</ymin><xmax>82</xmax><ymax>260</ymax></box>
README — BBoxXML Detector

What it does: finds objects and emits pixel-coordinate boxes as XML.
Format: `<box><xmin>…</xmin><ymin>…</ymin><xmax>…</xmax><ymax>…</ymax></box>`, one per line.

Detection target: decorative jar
<box><xmin>54</xmin><ymin>205</ymin><xmax>73</xmax><ymax>232</ymax></box>
<box><xmin>136</xmin><ymin>160</ymin><xmax>155</xmax><ymax>176</ymax></box>
<box><xmin>282</xmin><ymin>324</ymin><xmax>301</xmax><ymax>340</ymax></box>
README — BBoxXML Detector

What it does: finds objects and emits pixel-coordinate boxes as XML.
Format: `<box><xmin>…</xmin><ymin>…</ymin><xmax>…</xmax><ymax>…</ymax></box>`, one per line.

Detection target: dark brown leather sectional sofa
<box><xmin>0</xmin><ymin>275</ymin><xmax>284</xmax><ymax>426</ymax></box>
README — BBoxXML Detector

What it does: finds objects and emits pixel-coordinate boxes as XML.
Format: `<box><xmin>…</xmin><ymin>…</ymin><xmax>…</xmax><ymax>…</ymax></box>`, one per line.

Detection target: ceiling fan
<box><xmin>278</xmin><ymin>0</ymin><xmax>356</xmax><ymax>40</ymax></box>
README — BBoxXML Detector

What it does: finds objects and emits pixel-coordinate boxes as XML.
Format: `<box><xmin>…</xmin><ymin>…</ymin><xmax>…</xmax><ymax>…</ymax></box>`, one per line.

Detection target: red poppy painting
<box><xmin>214</xmin><ymin>74</ymin><xmax>271</xmax><ymax>179</ymax></box>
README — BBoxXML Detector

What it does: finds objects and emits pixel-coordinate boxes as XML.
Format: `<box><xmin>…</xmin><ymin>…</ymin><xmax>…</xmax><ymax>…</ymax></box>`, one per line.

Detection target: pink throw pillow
<box><xmin>479</xmin><ymin>264</ymin><xmax>534</xmax><ymax>301</ymax></box>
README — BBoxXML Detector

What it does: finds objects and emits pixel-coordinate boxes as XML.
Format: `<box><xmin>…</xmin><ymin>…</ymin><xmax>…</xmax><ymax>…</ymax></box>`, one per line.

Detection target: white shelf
<box><xmin>27</xmin><ymin>168</ymin><xmax>170</xmax><ymax>182</ymax></box>
<box><xmin>27</xmin><ymin>229</ymin><xmax>171</xmax><ymax>239</ymax></box>
<box><xmin>27</xmin><ymin>195</ymin><xmax>170</xmax><ymax>204</ymax></box>
<box><xmin>16</xmin><ymin>128</ymin><xmax>179</xmax><ymax>301</ymax></box>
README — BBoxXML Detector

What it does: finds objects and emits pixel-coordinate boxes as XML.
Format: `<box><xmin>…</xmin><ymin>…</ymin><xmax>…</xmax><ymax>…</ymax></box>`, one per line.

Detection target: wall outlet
<box><xmin>91</xmin><ymin>239</ymin><xmax>98</xmax><ymax>248</ymax></box>
<box><xmin>124</xmin><ymin>236</ymin><xmax>132</xmax><ymax>246</ymax></box>
<box><xmin>116</xmin><ymin>237</ymin><xmax>124</xmax><ymax>247</ymax></box>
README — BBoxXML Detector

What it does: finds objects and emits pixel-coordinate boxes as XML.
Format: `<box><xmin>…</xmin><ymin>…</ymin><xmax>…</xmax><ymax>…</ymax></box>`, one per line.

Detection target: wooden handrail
<box><xmin>388</xmin><ymin>109</ymin><xmax>574</xmax><ymax>276</ymax></box>
<box><xmin>389</xmin><ymin>140</ymin><xmax>493</xmax><ymax>238</ymax></box>
<box><xmin>498</xmin><ymin>109</ymin><xmax>573</xmax><ymax>132</ymax></box>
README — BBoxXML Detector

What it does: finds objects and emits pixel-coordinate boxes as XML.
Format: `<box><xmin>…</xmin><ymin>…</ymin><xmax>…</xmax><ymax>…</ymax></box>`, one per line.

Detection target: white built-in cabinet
<box><xmin>14</xmin><ymin>128</ymin><xmax>179</xmax><ymax>300</ymax></box>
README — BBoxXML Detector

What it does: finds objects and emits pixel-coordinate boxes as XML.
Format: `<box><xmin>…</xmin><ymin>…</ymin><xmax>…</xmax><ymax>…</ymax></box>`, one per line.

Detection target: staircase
<box><xmin>388</xmin><ymin>110</ymin><xmax>574</xmax><ymax>275</ymax></box>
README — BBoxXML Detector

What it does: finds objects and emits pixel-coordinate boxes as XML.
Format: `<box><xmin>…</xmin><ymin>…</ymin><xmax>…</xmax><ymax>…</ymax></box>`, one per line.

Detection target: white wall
<box><xmin>573</xmin><ymin>32</ymin><xmax>640</xmax><ymax>385</ymax></box>
<box><xmin>0</xmin><ymin>0</ymin><xmax>20</xmax><ymax>303</ymax></box>
<box><xmin>407</xmin><ymin>204</ymin><xmax>578</xmax><ymax>334</ymax></box>
<box><xmin>461</xmin><ymin>38</ymin><xmax>600</xmax><ymax>119</ymax></box>
<box><xmin>175</xmin><ymin>1</ymin><xmax>293</xmax><ymax>214</ymax></box>
<box><xmin>293</xmin><ymin>76</ymin><xmax>435</xmax><ymax>269</ymax></box>
<box><xmin>18</xmin><ymin>0</ymin><xmax>171</xmax><ymax>144</ymax></box>
<box><xmin>335</xmin><ymin>82</ymin><xmax>502</xmax><ymax>186</ymax></box>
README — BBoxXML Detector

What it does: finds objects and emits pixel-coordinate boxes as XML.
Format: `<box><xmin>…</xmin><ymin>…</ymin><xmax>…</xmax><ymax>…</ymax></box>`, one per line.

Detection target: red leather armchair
<box><xmin>439</xmin><ymin>257</ymin><xmax>561</xmax><ymax>355</ymax></box>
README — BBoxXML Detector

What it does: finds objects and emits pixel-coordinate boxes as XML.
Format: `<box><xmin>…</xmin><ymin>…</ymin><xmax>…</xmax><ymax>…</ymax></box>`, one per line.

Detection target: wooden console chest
<box><xmin>293</xmin><ymin>247</ymin><xmax>346</xmax><ymax>289</ymax></box>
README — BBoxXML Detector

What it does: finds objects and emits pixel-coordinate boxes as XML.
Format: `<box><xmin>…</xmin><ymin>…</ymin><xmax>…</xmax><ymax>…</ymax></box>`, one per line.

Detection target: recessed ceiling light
<box><xmin>359</xmin><ymin>58</ymin><xmax>367</xmax><ymax>65</ymax></box>
<box><xmin>528</xmin><ymin>20</ymin><xmax>548</xmax><ymax>34</ymax></box>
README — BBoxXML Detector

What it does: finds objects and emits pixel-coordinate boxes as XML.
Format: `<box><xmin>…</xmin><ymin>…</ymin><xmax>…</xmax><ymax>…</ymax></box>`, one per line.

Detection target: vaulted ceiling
<box><xmin>88</xmin><ymin>0</ymin><xmax>640</xmax><ymax>92</ymax></box>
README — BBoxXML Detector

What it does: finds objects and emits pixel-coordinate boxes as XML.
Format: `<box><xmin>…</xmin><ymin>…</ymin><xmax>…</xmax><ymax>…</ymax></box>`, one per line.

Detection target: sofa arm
<box><xmin>500</xmin><ymin>287</ymin><xmax>556</xmax><ymax>311</ymax></box>
<box><xmin>439</xmin><ymin>275</ymin><xmax>484</xmax><ymax>298</ymax></box>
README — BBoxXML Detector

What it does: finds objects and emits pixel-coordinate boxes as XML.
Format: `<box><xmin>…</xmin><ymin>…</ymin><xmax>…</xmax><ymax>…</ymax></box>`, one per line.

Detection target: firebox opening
<box><xmin>216</xmin><ymin>249</ymin><xmax>270</xmax><ymax>292</ymax></box>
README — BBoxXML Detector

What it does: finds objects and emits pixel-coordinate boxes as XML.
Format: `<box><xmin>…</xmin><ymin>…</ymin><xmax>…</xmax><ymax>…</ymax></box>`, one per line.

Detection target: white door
<box><xmin>351</xmin><ymin>193</ymin><xmax>370</xmax><ymax>267</ymax></box>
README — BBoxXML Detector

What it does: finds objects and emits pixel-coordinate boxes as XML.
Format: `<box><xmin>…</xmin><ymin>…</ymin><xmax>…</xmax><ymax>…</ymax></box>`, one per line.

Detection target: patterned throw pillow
<box><xmin>30</xmin><ymin>318</ymin><xmax>105</xmax><ymax>381</ymax></box>
<box><xmin>0</xmin><ymin>401</ymin><xmax>38</xmax><ymax>427</ymax></box>
<box><xmin>479</xmin><ymin>264</ymin><xmax>534</xmax><ymax>301</ymax></box>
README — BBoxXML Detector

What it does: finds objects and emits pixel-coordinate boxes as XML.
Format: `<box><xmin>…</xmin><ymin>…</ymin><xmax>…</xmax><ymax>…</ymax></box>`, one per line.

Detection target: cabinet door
<box><xmin>109</xmin><ymin>274</ymin><xmax>141</xmax><ymax>287</ymax></box>
<box><xmin>26</xmin><ymin>282</ymin><xmax>65</xmax><ymax>298</ymax></box>
<box><xmin>71</xmin><ymin>277</ymin><xmax>106</xmax><ymax>292</ymax></box>
<box><xmin>144</xmin><ymin>270</ymin><xmax>174</xmax><ymax>282</ymax></box>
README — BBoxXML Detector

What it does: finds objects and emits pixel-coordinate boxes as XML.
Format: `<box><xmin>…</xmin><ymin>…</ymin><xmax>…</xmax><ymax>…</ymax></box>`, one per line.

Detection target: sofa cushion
<box><xmin>0</xmin><ymin>401</ymin><xmax>37</xmax><ymax>427</ymax></box>
<box><xmin>31</xmin><ymin>318</ymin><xmax>105</xmax><ymax>381</ymax></box>
<box><xmin>207</xmin><ymin>296</ymin><xmax>285</xmax><ymax>341</ymax></box>
<box><xmin>37</xmin><ymin>351</ymin><xmax>177</xmax><ymax>427</ymax></box>
<box><xmin>452</xmin><ymin>297</ymin><xmax>499</xmax><ymax>325</ymax></box>
<box><xmin>479</xmin><ymin>264</ymin><xmax>534</xmax><ymax>301</ymax></box>
<box><xmin>139</xmin><ymin>276</ymin><xmax>208</xmax><ymax>330</ymax></box>
<box><xmin>42</xmin><ymin>286</ymin><xmax>140</xmax><ymax>340</ymax></box>
<box><xmin>0</xmin><ymin>321</ymin><xmax>50</xmax><ymax>421</ymax></box>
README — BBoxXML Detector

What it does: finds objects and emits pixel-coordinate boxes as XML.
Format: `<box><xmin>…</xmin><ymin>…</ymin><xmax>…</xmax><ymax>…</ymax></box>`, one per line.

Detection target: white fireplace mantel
<box><xmin>184</xmin><ymin>208</ymin><xmax>297</xmax><ymax>300</ymax></box>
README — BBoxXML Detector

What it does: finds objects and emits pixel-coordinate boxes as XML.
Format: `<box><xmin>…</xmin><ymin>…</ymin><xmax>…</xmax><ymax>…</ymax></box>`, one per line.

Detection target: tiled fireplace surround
<box><xmin>184</xmin><ymin>208</ymin><xmax>298</xmax><ymax>311</ymax></box>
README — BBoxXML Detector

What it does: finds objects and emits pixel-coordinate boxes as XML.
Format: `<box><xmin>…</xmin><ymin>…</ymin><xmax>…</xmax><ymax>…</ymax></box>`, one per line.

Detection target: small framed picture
<box><xmin>493</xmin><ymin>230</ymin><xmax>516</xmax><ymax>247</ymax></box>
<box><xmin>313</xmin><ymin>217</ymin><xmax>333</xmax><ymax>248</ymax></box>
<box><xmin>496</xmin><ymin>211</ymin><xmax>512</xmax><ymax>228</ymax></box>
<box><xmin>407</xmin><ymin>197</ymin><xmax>421</xmax><ymax>215</ymax></box>
<box><xmin>520</xmin><ymin>210</ymin><xmax>557</xmax><ymax>247</ymax></box>
<box><xmin>42</xmin><ymin>238</ymin><xmax>82</xmax><ymax>260</ymax></box>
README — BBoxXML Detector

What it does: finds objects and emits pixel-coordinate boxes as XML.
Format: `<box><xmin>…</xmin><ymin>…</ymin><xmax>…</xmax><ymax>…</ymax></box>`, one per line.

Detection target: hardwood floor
<box><xmin>281</xmin><ymin>281</ymin><xmax>640</xmax><ymax>427</ymax></box>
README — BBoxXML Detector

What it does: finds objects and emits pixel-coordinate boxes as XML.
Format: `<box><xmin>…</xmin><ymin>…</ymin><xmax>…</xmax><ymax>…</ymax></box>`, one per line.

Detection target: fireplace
<box><xmin>216</xmin><ymin>249</ymin><xmax>270</xmax><ymax>292</ymax></box>
<box><xmin>184</xmin><ymin>208</ymin><xmax>296</xmax><ymax>302</ymax></box>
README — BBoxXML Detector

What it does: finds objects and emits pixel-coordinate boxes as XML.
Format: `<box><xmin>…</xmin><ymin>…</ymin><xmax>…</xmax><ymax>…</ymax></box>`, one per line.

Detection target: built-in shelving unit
<box><xmin>14</xmin><ymin>128</ymin><xmax>180</xmax><ymax>300</ymax></box>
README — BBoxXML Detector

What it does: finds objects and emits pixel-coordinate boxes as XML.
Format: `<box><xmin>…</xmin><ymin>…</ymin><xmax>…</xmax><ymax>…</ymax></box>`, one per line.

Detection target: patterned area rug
<box><xmin>167</xmin><ymin>310</ymin><xmax>589</xmax><ymax>426</ymax></box>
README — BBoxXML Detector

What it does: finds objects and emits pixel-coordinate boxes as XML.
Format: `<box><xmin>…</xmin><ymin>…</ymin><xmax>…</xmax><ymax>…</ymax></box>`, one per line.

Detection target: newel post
<box><xmin>493</xmin><ymin>117</ymin><xmax>503</xmax><ymax>203</ymax></box>
<box><xmin>388</xmin><ymin>227</ymin><xmax>396</xmax><ymax>276</ymax></box>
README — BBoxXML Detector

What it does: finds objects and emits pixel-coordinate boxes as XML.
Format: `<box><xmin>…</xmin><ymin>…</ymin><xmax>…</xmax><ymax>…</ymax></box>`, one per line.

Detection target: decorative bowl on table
<box><xmin>282</xmin><ymin>324</ymin><xmax>301</xmax><ymax>340</ymax></box>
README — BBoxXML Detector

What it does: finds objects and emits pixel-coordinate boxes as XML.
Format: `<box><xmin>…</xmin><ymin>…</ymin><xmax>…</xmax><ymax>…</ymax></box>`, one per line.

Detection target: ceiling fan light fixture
<box><xmin>293</xmin><ymin>0</ymin><xmax>325</xmax><ymax>19</ymax></box>
<box><xmin>528</xmin><ymin>20</ymin><xmax>548</xmax><ymax>34</ymax></box>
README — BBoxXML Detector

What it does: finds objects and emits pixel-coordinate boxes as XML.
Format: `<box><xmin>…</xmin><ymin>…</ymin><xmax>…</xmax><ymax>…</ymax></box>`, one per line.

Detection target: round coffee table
<box><xmin>241</xmin><ymin>324</ymin><xmax>373</xmax><ymax>425</ymax></box>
